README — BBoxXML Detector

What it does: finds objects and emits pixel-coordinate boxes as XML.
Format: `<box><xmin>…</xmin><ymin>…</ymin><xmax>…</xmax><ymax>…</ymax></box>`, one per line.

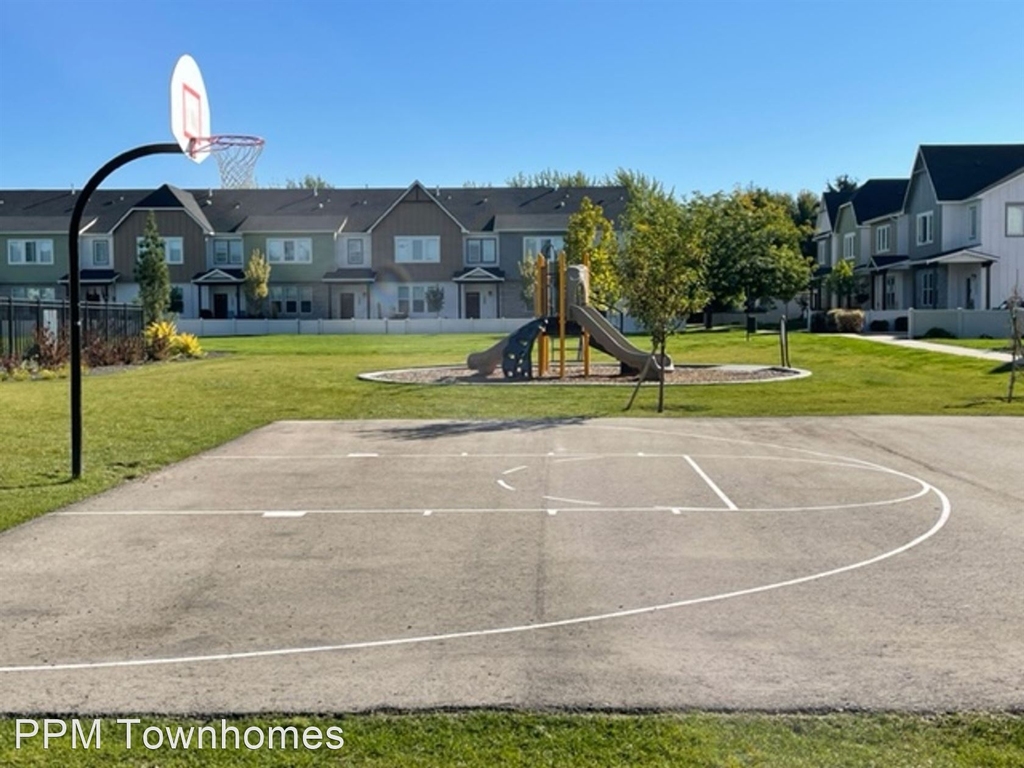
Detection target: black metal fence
<box><xmin>0</xmin><ymin>297</ymin><xmax>144</xmax><ymax>359</ymax></box>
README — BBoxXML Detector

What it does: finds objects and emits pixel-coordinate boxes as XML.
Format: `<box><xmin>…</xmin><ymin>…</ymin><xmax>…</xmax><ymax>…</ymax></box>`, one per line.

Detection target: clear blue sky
<box><xmin>1</xmin><ymin>0</ymin><xmax>1021</xmax><ymax>196</ymax></box>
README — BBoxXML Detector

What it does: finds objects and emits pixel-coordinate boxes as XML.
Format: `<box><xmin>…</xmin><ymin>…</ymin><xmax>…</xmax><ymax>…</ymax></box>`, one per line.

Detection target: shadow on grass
<box><xmin>366</xmin><ymin>417</ymin><xmax>592</xmax><ymax>441</ymax></box>
<box><xmin>0</xmin><ymin>476</ymin><xmax>74</xmax><ymax>491</ymax></box>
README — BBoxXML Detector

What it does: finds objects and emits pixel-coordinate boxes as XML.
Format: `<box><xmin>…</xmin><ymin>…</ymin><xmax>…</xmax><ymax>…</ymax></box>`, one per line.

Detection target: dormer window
<box><xmin>916</xmin><ymin>211</ymin><xmax>934</xmax><ymax>245</ymax></box>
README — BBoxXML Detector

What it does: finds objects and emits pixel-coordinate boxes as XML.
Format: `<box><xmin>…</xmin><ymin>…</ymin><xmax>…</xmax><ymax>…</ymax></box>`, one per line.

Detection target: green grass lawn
<box><xmin>1</xmin><ymin>713</ymin><xmax>1021</xmax><ymax>767</ymax></box>
<box><xmin>2</xmin><ymin>329</ymin><xmax>1021</xmax><ymax>534</ymax></box>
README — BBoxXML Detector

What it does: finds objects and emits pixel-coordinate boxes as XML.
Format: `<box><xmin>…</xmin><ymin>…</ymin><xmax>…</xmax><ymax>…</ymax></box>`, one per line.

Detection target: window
<box><xmin>267</xmin><ymin>238</ymin><xmax>313</xmax><ymax>263</ymax></box>
<box><xmin>875</xmin><ymin>225</ymin><xmax>891</xmax><ymax>253</ymax></box>
<box><xmin>916</xmin><ymin>211</ymin><xmax>934</xmax><ymax>245</ymax></box>
<box><xmin>7</xmin><ymin>239</ymin><xmax>54</xmax><ymax>265</ymax></box>
<box><xmin>396</xmin><ymin>285</ymin><xmax>428</xmax><ymax>315</ymax></box>
<box><xmin>1007</xmin><ymin>203</ymin><xmax>1024</xmax><ymax>237</ymax></box>
<box><xmin>136</xmin><ymin>236</ymin><xmax>183</xmax><ymax>264</ymax></box>
<box><xmin>967</xmin><ymin>204</ymin><xmax>979</xmax><ymax>241</ymax></box>
<box><xmin>169</xmin><ymin>287</ymin><xmax>184</xmax><ymax>313</ymax></box>
<box><xmin>817</xmin><ymin>239</ymin><xmax>828</xmax><ymax>265</ymax></box>
<box><xmin>10</xmin><ymin>286</ymin><xmax>56</xmax><ymax>300</ymax></box>
<box><xmin>346</xmin><ymin>238</ymin><xmax>365</xmax><ymax>265</ymax></box>
<box><xmin>91</xmin><ymin>239</ymin><xmax>110</xmax><ymax>267</ymax></box>
<box><xmin>921</xmin><ymin>271</ymin><xmax>936</xmax><ymax>307</ymax></box>
<box><xmin>213</xmin><ymin>238</ymin><xmax>243</xmax><ymax>265</ymax></box>
<box><xmin>523</xmin><ymin>236</ymin><xmax>564</xmax><ymax>260</ymax></box>
<box><xmin>885</xmin><ymin>275</ymin><xmax>898</xmax><ymax>309</ymax></box>
<box><xmin>843</xmin><ymin>233</ymin><xmax>856</xmax><ymax>259</ymax></box>
<box><xmin>269</xmin><ymin>286</ymin><xmax>314</xmax><ymax>315</ymax></box>
<box><xmin>395</xmin><ymin>236</ymin><xmax>440</xmax><ymax>263</ymax></box>
<box><xmin>466</xmin><ymin>237</ymin><xmax>497</xmax><ymax>264</ymax></box>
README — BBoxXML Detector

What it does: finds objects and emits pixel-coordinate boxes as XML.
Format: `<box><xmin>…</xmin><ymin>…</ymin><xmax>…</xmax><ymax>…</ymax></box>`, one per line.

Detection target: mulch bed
<box><xmin>363</xmin><ymin>363</ymin><xmax>802</xmax><ymax>386</ymax></box>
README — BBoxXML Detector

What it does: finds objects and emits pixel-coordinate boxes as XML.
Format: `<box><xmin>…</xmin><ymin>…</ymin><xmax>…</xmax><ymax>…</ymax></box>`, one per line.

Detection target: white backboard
<box><xmin>170</xmin><ymin>55</ymin><xmax>210</xmax><ymax>164</ymax></box>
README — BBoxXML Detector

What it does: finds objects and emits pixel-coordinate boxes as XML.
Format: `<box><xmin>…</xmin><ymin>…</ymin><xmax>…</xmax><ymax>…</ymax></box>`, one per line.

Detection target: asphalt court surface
<box><xmin>1</xmin><ymin>416</ymin><xmax>1021</xmax><ymax>713</ymax></box>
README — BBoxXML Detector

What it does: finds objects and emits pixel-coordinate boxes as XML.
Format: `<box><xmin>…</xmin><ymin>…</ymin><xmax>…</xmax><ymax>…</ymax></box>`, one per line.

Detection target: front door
<box><xmin>965</xmin><ymin>276</ymin><xmax>975</xmax><ymax>310</ymax></box>
<box><xmin>465</xmin><ymin>291</ymin><xmax>481</xmax><ymax>319</ymax></box>
<box><xmin>339</xmin><ymin>292</ymin><xmax>355</xmax><ymax>319</ymax></box>
<box><xmin>213</xmin><ymin>292</ymin><xmax>229</xmax><ymax>319</ymax></box>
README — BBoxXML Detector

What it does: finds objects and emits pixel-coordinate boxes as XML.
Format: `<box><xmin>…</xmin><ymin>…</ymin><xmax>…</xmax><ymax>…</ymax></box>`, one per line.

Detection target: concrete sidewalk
<box><xmin>844</xmin><ymin>334</ymin><xmax>1016</xmax><ymax>363</ymax></box>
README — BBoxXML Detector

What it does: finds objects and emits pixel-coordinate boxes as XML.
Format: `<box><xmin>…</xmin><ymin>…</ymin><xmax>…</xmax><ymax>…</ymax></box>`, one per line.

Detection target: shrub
<box><xmin>869</xmin><ymin>319</ymin><xmax>890</xmax><ymax>333</ymax></box>
<box><xmin>144</xmin><ymin>320</ymin><xmax>177</xmax><ymax>360</ymax></box>
<box><xmin>169</xmin><ymin>332</ymin><xmax>204</xmax><ymax>359</ymax></box>
<box><xmin>809</xmin><ymin>312</ymin><xmax>828</xmax><ymax>333</ymax></box>
<box><xmin>827</xmin><ymin>309</ymin><xmax>865</xmax><ymax>333</ymax></box>
<box><xmin>29</xmin><ymin>326</ymin><xmax>70</xmax><ymax>369</ymax></box>
<box><xmin>922</xmin><ymin>326</ymin><xmax>956</xmax><ymax>339</ymax></box>
<box><xmin>894</xmin><ymin>316</ymin><xmax>908</xmax><ymax>333</ymax></box>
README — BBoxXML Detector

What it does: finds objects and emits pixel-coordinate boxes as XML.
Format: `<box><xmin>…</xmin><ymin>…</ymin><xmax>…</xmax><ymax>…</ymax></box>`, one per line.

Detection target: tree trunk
<box><xmin>704</xmin><ymin>307</ymin><xmax>713</xmax><ymax>330</ymax></box>
<box><xmin>657</xmin><ymin>339</ymin><xmax>666</xmax><ymax>413</ymax></box>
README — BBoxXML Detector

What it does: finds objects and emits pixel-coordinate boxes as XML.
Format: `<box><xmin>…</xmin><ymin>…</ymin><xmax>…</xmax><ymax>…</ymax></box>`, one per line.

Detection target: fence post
<box><xmin>957</xmin><ymin>308</ymin><xmax>964</xmax><ymax>338</ymax></box>
<box><xmin>36</xmin><ymin>297</ymin><xmax>43</xmax><ymax>336</ymax></box>
<box><xmin>6</xmin><ymin>296</ymin><xmax>13</xmax><ymax>356</ymax></box>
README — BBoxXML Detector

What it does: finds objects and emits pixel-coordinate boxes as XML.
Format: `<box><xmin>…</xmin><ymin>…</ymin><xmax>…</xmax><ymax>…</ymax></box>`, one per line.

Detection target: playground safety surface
<box><xmin>1</xmin><ymin>416</ymin><xmax>1021</xmax><ymax>714</ymax></box>
<box><xmin>361</xmin><ymin>363</ymin><xmax>808</xmax><ymax>385</ymax></box>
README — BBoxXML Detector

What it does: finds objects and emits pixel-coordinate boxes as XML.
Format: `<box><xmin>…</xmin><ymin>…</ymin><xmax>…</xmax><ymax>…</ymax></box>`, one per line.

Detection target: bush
<box><xmin>809</xmin><ymin>312</ymin><xmax>828</xmax><ymax>333</ymax></box>
<box><xmin>29</xmin><ymin>326</ymin><xmax>70</xmax><ymax>369</ymax></box>
<box><xmin>144</xmin><ymin>320</ymin><xmax>177</xmax><ymax>360</ymax></box>
<box><xmin>869</xmin><ymin>319</ymin><xmax>890</xmax><ymax>333</ymax></box>
<box><xmin>827</xmin><ymin>309</ymin><xmax>865</xmax><ymax>333</ymax></box>
<box><xmin>169</xmin><ymin>332</ymin><xmax>204</xmax><ymax>359</ymax></box>
<box><xmin>922</xmin><ymin>326</ymin><xmax>956</xmax><ymax>339</ymax></box>
<box><xmin>894</xmin><ymin>316</ymin><xmax>908</xmax><ymax>333</ymax></box>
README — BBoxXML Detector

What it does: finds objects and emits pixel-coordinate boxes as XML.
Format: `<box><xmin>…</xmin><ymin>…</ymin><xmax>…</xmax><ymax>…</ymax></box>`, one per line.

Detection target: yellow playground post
<box><xmin>558</xmin><ymin>251</ymin><xmax>566</xmax><ymax>379</ymax></box>
<box><xmin>582</xmin><ymin>251</ymin><xmax>591</xmax><ymax>377</ymax></box>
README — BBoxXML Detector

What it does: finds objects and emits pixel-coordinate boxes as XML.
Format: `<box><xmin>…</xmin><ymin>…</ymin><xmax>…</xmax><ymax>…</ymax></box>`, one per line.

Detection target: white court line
<box><xmin>541</xmin><ymin>495</ymin><xmax>600</xmax><ymax>507</ymax></box>
<box><xmin>502</xmin><ymin>466</ymin><xmax>527</xmax><ymax>475</ymax></box>
<box><xmin>346</xmin><ymin>453</ymin><xmax>379</xmax><ymax>458</ymax></box>
<box><xmin>496</xmin><ymin>480</ymin><xmax>516</xmax><ymax>492</ymax></box>
<box><xmin>683</xmin><ymin>455</ymin><xmax>738</xmax><ymax>511</ymax></box>
<box><xmin>0</xmin><ymin>477</ymin><xmax>950</xmax><ymax>674</ymax></box>
<box><xmin>262</xmin><ymin>511</ymin><xmax>307</xmax><ymax>518</ymax></box>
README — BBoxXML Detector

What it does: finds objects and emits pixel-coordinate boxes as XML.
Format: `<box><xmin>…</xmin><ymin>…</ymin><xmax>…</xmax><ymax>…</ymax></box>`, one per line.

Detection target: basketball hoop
<box><xmin>187</xmin><ymin>135</ymin><xmax>264</xmax><ymax>189</ymax></box>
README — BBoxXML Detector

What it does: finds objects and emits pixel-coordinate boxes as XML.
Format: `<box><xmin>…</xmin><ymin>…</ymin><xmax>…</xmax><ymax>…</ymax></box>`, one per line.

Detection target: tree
<box><xmin>564</xmin><ymin>196</ymin><xmax>620</xmax><ymax>310</ymax></box>
<box><xmin>425</xmin><ymin>285</ymin><xmax>445</xmax><ymax>318</ymax></box>
<box><xmin>617</xmin><ymin>182</ymin><xmax>710</xmax><ymax>412</ymax></box>
<box><xmin>792</xmin><ymin>189</ymin><xmax>820</xmax><ymax>260</ymax></box>
<box><xmin>244</xmin><ymin>248</ymin><xmax>271</xmax><ymax>317</ymax></box>
<box><xmin>826</xmin><ymin>174</ymin><xmax>858</xmax><ymax>194</ymax></box>
<box><xmin>518</xmin><ymin>256</ymin><xmax>537</xmax><ymax>312</ymax></box>
<box><xmin>135</xmin><ymin>211</ymin><xmax>170</xmax><ymax>326</ymax></box>
<box><xmin>825</xmin><ymin>258</ymin><xmax>858</xmax><ymax>308</ymax></box>
<box><xmin>284</xmin><ymin>174</ymin><xmax>332</xmax><ymax>190</ymax></box>
<box><xmin>506</xmin><ymin>169</ymin><xmax>600</xmax><ymax>187</ymax></box>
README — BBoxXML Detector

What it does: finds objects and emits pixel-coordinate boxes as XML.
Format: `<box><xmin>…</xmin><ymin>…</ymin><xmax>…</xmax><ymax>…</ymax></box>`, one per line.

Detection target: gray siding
<box><xmin>905</xmin><ymin>170</ymin><xmax>943</xmax><ymax>261</ymax></box>
<box><xmin>0</xmin><ymin>233</ymin><xmax>67</xmax><ymax>286</ymax></box>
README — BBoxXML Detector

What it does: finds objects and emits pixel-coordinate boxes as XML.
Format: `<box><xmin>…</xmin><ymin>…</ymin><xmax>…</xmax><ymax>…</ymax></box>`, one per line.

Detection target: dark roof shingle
<box><xmin>921</xmin><ymin>144</ymin><xmax>1024</xmax><ymax>201</ymax></box>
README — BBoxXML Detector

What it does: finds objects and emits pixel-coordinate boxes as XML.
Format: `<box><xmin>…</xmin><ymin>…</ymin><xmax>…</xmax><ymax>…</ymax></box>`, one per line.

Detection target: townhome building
<box><xmin>811</xmin><ymin>144</ymin><xmax>1024</xmax><ymax>312</ymax></box>
<box><xmin>0</xmin><ymin>183</ymin><xmax>628</xmax><ymax>320</ymax></box>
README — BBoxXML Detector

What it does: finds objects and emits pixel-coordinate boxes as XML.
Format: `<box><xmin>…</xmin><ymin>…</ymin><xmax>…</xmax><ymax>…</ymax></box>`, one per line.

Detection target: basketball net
<box><xmin>188</xmin><ymin>135</ymin><xmax>264</xmax><ymax>189</ymax></box>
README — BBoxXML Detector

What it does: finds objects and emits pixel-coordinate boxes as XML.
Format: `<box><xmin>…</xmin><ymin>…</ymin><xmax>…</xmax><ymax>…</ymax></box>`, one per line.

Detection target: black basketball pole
<box><xmin>68</xmin><ymin>142</ymin><xmax>181</xmax><ymax>478</ymax></box>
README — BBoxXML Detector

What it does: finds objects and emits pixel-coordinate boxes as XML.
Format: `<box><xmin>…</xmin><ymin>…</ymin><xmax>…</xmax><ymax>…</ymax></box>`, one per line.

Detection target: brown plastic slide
<box><xmin>570</xmin><ymin>305</ymin><xmax>673</xmax><ymax>377</ymax></box>
<box><xmin>466</xmin><ymin>335</ymin><xmax>508</xmax><ymax>375</ymax></box>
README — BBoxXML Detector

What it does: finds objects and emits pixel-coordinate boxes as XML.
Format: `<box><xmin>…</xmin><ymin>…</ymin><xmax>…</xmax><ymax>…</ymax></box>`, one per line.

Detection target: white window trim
<box><xmin>346</xmin><ymin>237</ymin><xmax>366</xmax><ymax>266</ymax></box>
<box><xmin>1006</xmin><ymin>203</ymin><xmax>1024</xmax><ymax>237</ymax></box>
<box><xmin>266</xmin><ymin>238</ymin><xmax>313</xmax><ymax>264</ymax></box>
<box><xmin>885</xmin><ymin>274</ymin><xmax>898</xmax><ymax>310</ymax></box>
<box><xmin>213</xmin><ymin>238</ymin><xmax>243</xmax><ymax>266</ymax></box>
<box><xmin>269</xmin><ymin>285</ymin><xmax>314</xmax><ymax>316</ymax></box>
<box><xmin>967</xmin><ymin>204</ymin><xmax>979</xmax><ymax>241</ymax></box>
<box><xmin>136</xmin><ymin>235</ymin><xmax>183</xmax><ymax>265</ymax></box>
<box><xmin>7</xmin><ymin>238</ymin><xmax>55</xmax><ymax>266</ymax></box>
<box><xmin>843</xmin><ymin>232</ymin><xmax>856</xmax><ymax>259</ymax></box>
<box><xmin>916</xmin><ymin>211</ymin><xmax>934</xmax><ymax>245</ymax></box>
<box><xmin>922</xmin><ymin>271</ymin><xmax>936</xmax><ymax>307</ymax></box>
<box><xmin>522</xmin><ymin>236</ymin><xmax>565</xmax><ymax>260</ymax></box>
<box><xmin>465</xmin><ymin>236</ymin><xmax>498</xmax><ymax>265</ymax></box>
<box><xmin>875</xmin><ymin>225</ymin><xmax>891</xmax><ymax>254</ymax></box>
<box><xmin>90</xmin><ymin>238</ymin><xmax>112</xmax><ymax>268</ymax></box>
<box><xmin>394</xmin><ymin>236</ymin><xmax>440</xmax><ymax>264</ymax></box>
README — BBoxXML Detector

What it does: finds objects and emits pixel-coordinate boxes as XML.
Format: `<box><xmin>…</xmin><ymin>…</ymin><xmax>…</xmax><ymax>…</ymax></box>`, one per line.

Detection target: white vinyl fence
<box><xmin>176</xmin><ymin>317</ymin><xmax>535</xmax><ymax>337</ymax></box>
<box><xmin>907</xmin><ymin>309</ymin><xmax>1015</xmax><ymax>339</ymax></box>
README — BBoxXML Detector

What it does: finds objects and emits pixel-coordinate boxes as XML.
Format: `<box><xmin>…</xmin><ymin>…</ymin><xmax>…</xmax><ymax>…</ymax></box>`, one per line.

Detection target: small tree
<box><xmin>825</xmin><ymin>258</ymin><xmax>858</xmax><ymax>309</ymax></box>
<box><xmin>518</xmin><ymin>255</ymin><xmax>537</xmax><ymax>313</ymax></box>
<box><xmin>425</xmin><ymin>285</ymin><xmax>445</xmax><ymax>318</ymax></box>
<box><xmin>565</xmin><ymin>196</ymin><xmax>620</xmax><ymax>311</ymax></box>
<box><xmin>244</xmin><ymin>248</ymin><xmax>271</xmax><ymax>317</ymax></box>
<box><xmin>135</xmin><ymin>211</ymin><xmax>170</xmax><ymax>326</ymax></box>
<box><xmin>618</xmin><ymin>183</ymin><xmax>710</xmax><ymax>412</ymax></box>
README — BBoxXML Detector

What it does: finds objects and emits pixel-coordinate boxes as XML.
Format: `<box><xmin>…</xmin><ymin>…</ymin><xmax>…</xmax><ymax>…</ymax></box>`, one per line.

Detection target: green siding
<box><xmin>241</xmin><ymin>233</ymin><xmax>335</xmax><ymax>283</ymax></box>
<box><xmin>0</xmin><ymin>234</ymin><xmax>68</xmax><ymax>285</ymax></box>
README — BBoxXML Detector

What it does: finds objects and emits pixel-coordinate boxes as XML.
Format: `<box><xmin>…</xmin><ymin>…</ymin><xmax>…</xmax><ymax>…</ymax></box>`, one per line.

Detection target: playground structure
<box><xmin>466</xmin><ymin>251</ymin><xmax>673</xmax><ymax>381</ymax></box>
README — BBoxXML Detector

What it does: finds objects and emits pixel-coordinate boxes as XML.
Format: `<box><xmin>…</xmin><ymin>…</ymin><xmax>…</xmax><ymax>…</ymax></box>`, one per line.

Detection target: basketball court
<box><xmin>1</xmin><ymin>416</ymin><xmax>1021</xmax><ymax>713</ymax></box>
